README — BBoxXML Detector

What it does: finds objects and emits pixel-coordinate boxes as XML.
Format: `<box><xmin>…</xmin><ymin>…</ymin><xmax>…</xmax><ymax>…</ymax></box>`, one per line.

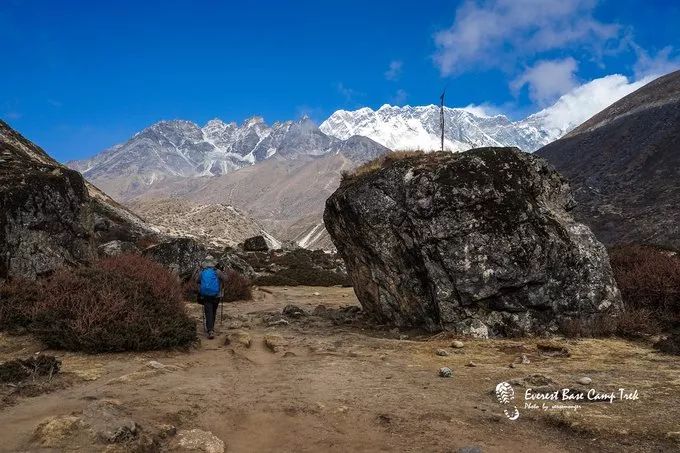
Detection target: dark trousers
<box><xmin>202</xmin><ymin>295</ymin><xmax>220</xmax><ymax>332</ymax></box>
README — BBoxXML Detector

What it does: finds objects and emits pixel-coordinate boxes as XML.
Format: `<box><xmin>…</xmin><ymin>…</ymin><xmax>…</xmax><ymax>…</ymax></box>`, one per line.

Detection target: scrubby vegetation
<box><xmin>222</xmin><ymin>270</ymin><xmax>253</xmax><ymax>302</ymax></box>
<box><xmin>0</xmin><ymin>255</ymin><xmax>196</xmax><ymax>352</ymax></box>
<box><xmin>341</xmin><ymin>150</ymin><xmax>426</xmax><ymax>183</ymax></box>
<box><xmin>249</xmin><ymin>249</ymin><xmax>349</xmax><ymax>287</ymax></box>
<box><xmin>562</xmin><ymin>244</ymin><xmax>680</xmax><ymax>341</ymax></box>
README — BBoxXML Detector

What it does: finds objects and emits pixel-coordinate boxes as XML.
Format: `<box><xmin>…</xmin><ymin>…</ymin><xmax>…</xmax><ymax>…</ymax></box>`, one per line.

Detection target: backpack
<box><xmin>199</xmin><ymin>267</ymin><xmax>220</xmax><ymax>296</ymax></box>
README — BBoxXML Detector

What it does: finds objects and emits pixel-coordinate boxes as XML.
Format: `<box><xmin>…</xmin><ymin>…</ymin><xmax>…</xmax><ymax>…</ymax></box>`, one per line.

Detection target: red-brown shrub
<box><xmin>0</xmin><ymin>255</ymin><xmax>196</xmax><ymax>352</ymax></box>
<box><xmin>609</xmin><ymin>244</ymin><xmax>680</xmax><ymax>332</ymax></box>
<box><xmin>223</xmin><ymin>270</ymin><xmax>252</xmax><ymax>302</ymax></box>
<box><xmin>0</xmin><ymin>278</ymin><xmax>42</xmax><ymax>330</ymax></box>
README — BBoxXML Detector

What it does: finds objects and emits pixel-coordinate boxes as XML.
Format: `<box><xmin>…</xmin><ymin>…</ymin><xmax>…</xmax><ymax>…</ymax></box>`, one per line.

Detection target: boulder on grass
<box><xmin>324</xmin><ymin>147</ymin><xmax>622</xmax><ymax>337</ymax></box>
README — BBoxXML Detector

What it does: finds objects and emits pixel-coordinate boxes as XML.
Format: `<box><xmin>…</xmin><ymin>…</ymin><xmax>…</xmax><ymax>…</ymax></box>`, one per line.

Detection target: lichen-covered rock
<box><xmin>97</xmin><ymin>240</ymin><xmax>140</xmax><ymax>257</ymax></box>
<box><xmin>242</xmin><ymin>235</ymin><xmax>269</xmax><ymax>251</ymax></box>
<box><xmin>142</xmin><ymin>237</ymin><xmax>207</xmax><ymax>279</ymax></box>
<box><xmin>0</xmin><ymin>121</ymin><xmax>96</xmax><ymax>280</ymax></box>
<box><xmin>324</xmin><ymin>147</ymin><xmax>622</xmax><ymax>337</ymax></box>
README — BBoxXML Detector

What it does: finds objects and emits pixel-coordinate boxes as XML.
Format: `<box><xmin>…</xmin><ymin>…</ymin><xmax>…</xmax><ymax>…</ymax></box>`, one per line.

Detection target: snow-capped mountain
<box><xmin>68</xmin><ymin>116</ymin><xmax>388</xmax><ymax>200</ymax></box>
<box><xmin>319</xmin><ymin>104</ymin><xmax>558</xmax><ymax>152</ymax></box>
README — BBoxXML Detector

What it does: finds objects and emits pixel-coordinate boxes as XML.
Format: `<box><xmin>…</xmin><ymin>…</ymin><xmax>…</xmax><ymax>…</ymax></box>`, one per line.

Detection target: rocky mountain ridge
<box><xmin>537</xmin><ymin>69</ymin><xmax>680</xmax><ymax>249</ymax></box>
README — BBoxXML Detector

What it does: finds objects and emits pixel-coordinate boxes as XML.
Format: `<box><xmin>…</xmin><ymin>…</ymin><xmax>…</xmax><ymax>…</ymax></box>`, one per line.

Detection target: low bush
<box><xmin>223</xmin><ymin>270</ymin><xmax>252</xmax><ymax>302</ymax></box>
<box><xmin>609</xmin><ymin>244</ymin><xmax>680</xmax><ymax>332</ymax></box>
<box><xmin>0</xmin><ymin>255</ymin><xmax>196</xmax><ymax>352</ymax></box>
<box><xmin>254</xmin><ymin>268</ymin><xmax>349</xmax><ymax>287</ymax></box>
<box><xmin>562</xmin><ymin>245</ymin><xmax>680</xmax><ymax>339</ymax></box>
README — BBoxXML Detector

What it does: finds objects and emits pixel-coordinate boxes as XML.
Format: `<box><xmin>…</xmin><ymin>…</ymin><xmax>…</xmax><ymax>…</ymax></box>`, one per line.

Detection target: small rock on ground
<box><xmin>264</xmin><ymin>334</ymin><xmax>287</xmax><ymax>352</ymax></box>
<box><xmin>225</xmin><ymin>331</ymin><xmax>252</xmax><ymax>348</ymax></box>
<box><xmin>174</xmin><ymin>429</ymin><xmax>225</xmax><ymax>453</ymax></box>
<box><xmin>466</xmin><ymin>361</ymin><xmax>477</xmax><ymax>367</ymax></box>
<box><xmin>577</xmin><ymin>376</ymin><xmax>592</xmax><ymax>385</ymax></box>
<box><xmin>435</xmin><ymin>349</ymin><xmax>449</xmax><ymax>356</ymax></box>
<box><xmin>282</xmin><ymin>304</ymin><xmax>307</xmax><ymax>318</ymax></box>
<box><xmin>451</xmin><ymin>340</ymin><xmax>465</xmax><ymax>349</ymax></box>
<box><xmin>438</xmin><ymin>367</ymin><xmax>453</xmax><ymax>378</ymax></box>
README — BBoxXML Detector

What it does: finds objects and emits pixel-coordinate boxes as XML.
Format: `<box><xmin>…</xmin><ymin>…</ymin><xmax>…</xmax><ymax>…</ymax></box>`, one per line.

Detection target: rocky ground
<box><xmin>0</xmin><ymin>286</ymin><xmax>679</xmax><ymax>452</ymax></box>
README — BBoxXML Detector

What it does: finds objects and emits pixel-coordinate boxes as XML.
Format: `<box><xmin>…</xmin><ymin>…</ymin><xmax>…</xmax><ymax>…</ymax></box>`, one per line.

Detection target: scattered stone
<box><xmin>466</xmin><ymin>361</ymin><xmax>477</xmax><ymax>367</ymax></box>
<box><xmin>313</xmin><ymin>291</ymin><xmax>321</xmax><ymax>296</ymax></box>
<box><xmin>577</xmin><ymin>376</ymin><xmax>592</xmax><ymax>385</ymax></box>
<box><xmin>337</xmin><ymin>405</ymin><xmax>349</xmax><ymax>413</ymax></box>
<box><xmin>82</xmin><ymin>400</ymin><xmax>138</xmax><ymax>443</ymax></box>
<box><xmin>283</xmin><ymin>351</ymin><xmax>297</xmax><ymax>358</ymax></box>
<box><xmin>438</xmin><ymin>367</ymin><xmax>453</xmax><ymax>378</ymax></box>
<box><xmin>34</xmin><ymin>415</ymin><xmax>83</xmax><ymax>448</ymax></box>
<box><xmin>435</xmin><ymin>349</ymin><xmax>449</xmax><ymax>356</ymax></box>
<box><xmin>225</xmin><ymin>330</ymin><xmax>252</xmax><ymax>348</ymax></box>
<box><xmin>146</xmin><ymin>361</ymin><xmax>166</xmax><ymax>370</ymax></box>
<box><xmin>157</xmin><ymin>424</ymin><xmax>177</xmax><ymax>439</ymax></box>
<box><xmin>282</xmin><ymin>304</ymin><xmax>307</xmax><ymax>318</ymax></box>
<box><xmin>173</xmin><ymin>429</ymin><xmax>225</xmax><ymax>453</ymax></box>
<box><xmin>264</xmin><ymin>334</ymin><xmax>287</xmax><ymax>353</ymax></box>
<box><xmin>451</xmin><ymin>340</ymin><xmax>465</xmax><ymax>349</ymax></box>
<box><xmin>520</xmin><ymin>354</ymin><xmax>531</xmax><ymax>364</ymax></box>
<box><xmin>509</xmin><ymin>363</ymin><xmax>517</xmax><ymax>369</ymax></box>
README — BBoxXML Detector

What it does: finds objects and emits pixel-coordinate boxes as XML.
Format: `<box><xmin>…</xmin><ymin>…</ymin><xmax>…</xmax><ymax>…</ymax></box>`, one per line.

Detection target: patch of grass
<box><xmin>341</xmin><ymin>150</ymin><xmax>426</xmax><ymax>183</ymax></box>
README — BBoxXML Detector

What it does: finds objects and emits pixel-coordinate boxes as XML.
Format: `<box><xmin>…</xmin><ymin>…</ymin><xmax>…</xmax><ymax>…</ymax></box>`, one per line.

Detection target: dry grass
<box><xmin>341</xmin><ymin>150</ymin><xmax>427</xmax><ymax>183</ymax></box>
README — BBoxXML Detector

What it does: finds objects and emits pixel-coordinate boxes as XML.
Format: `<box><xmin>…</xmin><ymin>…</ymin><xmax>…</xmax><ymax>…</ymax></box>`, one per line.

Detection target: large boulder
<box><xmin>0</xmin><ymin>121</ymin><xmax>96</xmax><ymax>280</ymax></box>
<box><xmin>241</xmin><ymin>235</ymin><xmax>269</xmax><ymax>252</ymax></box>
<box><xmin>324</xmin><ymin>148</ymin><xmax>622</xmax><ymax>337</ymax></box>
<box><xmin>142</xmin><ymin>237</ymin><xmax>207</xmax><ymax>279</ymax></box>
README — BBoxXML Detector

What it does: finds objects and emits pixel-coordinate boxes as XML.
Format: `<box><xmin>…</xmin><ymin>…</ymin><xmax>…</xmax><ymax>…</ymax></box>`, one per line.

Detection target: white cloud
<box><xmin>632</xmin><ymin>45</ymin><xmax>680</xmax><ymax>79</ymax></box>
<box><xmin>532</xmin><ymin>73</ymin><xmax>651</xmax><ymax>134</ymax></box>
<box><xmin>461</xmin><ymin>103</ymin><xmax>502</xmax><ymax>117</ymax></box>
<box><xmin>511</xmin><ymin>57</ymin><xmax>579</xmax><ymax>106</ymax></box>
<box><xmin>385</xmin><ymin>60</ymin><xmax>403</xmax><ymax>80</ymax></box>
<box><xmin>336</xmin><ymin>83</ymin><xmax>363</xmax><ymax>103</ymax></box>
<box><xmin>433</xmin><ymin>0</ymin><xmax>619</xmax><ymax>75</ymax></box>
<box><xmin>391</xmin><ymin>89</ymin><xmax>408</xmax><ymax>104</ymax></box>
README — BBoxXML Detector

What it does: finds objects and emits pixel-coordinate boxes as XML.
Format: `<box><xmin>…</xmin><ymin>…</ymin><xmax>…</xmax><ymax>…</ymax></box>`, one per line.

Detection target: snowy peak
<box><xmin>320</xmin><ymin>104</ymin><xmax>547</xmax><ymax>152</ymax></box>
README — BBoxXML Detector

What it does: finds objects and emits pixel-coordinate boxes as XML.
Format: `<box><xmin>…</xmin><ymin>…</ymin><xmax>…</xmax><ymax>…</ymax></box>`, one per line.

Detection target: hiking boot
<box><xmin>208</xmin><ymin>330</ymin><xmax>215</xmax><ymax>340</ymax></box>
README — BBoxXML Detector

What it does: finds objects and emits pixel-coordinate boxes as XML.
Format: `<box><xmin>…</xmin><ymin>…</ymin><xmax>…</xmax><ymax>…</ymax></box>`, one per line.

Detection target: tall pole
<box><xmin>439</xmin><ymin>89</ymin><xmax>446</xmax><ymax>152</ymax></box>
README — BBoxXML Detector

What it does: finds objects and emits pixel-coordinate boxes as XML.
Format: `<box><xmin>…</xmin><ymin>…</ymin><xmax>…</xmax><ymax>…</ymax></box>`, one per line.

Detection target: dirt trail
<box><xmin>0</xmin><ymin>286</ymin><xmax>679</xmax><ymax>452</ymax></box>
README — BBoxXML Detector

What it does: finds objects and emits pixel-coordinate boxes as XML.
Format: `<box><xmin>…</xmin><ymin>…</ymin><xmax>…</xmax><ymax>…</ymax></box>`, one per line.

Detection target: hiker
<box><xmin>193</xmin><ymin>255</ymin><xmax>229</xmax><ymax>339</ymax></box>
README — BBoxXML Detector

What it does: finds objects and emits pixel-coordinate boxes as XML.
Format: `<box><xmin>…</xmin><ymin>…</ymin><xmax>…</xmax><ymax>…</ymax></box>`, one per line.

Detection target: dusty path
<box><xmin>0</xmin><ymin>286</ymin><xmax>679</xmax><ymax>452</ymax></box>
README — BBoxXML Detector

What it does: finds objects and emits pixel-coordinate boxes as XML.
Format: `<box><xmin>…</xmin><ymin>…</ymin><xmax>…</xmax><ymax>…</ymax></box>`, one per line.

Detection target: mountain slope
<box><xmin>0</xmin><ymin>120</ymin><xmax>159</xmax><ymax>279</ymax></box>
<box><xmin>68</xmin><ymin>117</ymin><xmax>386</xmax><ymax>201</ymax></box>
<box><xmin>129</xmin><ymin>140</ymin><xmax>391</xmax><ymax>250</ymax></box>
<box><xmin>536</xmin><ymin>70</ymin><xmax>680</xmax><ymax>248</ymax></box>
<box><xmin>128</xmin><ymin>198</ymin><xmax>280</xmax><ymax>248</ymax></box>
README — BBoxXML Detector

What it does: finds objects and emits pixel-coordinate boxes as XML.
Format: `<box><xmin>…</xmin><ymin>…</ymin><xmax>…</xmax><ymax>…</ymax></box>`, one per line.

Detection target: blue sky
<box><xmin>1</xmin><ymin>0</ymin><xmax>678</xmax><ymax>161</ymax></box>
